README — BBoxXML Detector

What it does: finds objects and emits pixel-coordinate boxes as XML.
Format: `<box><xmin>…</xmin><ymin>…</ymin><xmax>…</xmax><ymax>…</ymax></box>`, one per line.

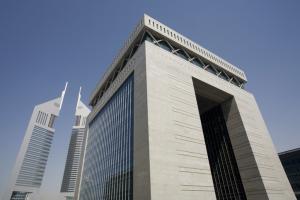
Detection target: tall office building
<box><xmin>75</xmin><ymin>15</ymin><xmax>296</xmax><ymax>200</ymax></box>
<box><xmin>3</xmin><ymin>83</ymin><xmax>68</xmax><ymax>200</ymax></box>
<box><xmin>60</xmin><ymin>88</ymin><xmax>90</xmax><ymax>200</ymax></box>
<box><xmin>279</xmin><ymin>148</ymin><xmax>300</xmax><ymax>199</ymax></box>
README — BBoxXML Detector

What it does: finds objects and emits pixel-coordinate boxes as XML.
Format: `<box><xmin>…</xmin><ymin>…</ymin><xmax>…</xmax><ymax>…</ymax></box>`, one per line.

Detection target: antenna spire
<box><xmin>76</xmin><ymin>86</ymin><xmax>82</xmax><ymax>108</ymax></box>
<box><xmin>60</xmin><ymin>82</ymin><xmax>68</xmax><ymax>110</ymax></box>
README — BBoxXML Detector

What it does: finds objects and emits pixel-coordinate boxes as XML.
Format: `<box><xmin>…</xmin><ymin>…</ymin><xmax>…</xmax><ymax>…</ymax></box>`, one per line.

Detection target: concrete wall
<box><xmin>133</xmin><ymin>43</ymin><xmax>151</xmax><ymax>200</ymax></box>
<box><xmin>144</xmin><ymin>41</ymin><xmax>295</xmax><ymax>200</ymax></box>
<box><xmin>223</xmin><ymin>95</ymin><xmax>296</xmax><ymax>200</ymax></box>
<box><xmin>145</xmin><ymin>42</ymin><xmax>216</xmax><ymax>200</ymax></box>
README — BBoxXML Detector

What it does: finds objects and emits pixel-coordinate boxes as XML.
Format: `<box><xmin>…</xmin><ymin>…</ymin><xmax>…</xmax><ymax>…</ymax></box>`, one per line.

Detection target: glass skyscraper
<box><xmin>3</xmin><ymin>83</ymin><xmax>68</xmax><ymax>200</ymax></box>
<box><xmin>74</xmin><ymin>14</ymin><xmax>296</xmax><ymax>200</ymax></box>
<box><xmin>60</xmin><ymin>88</ymin><xmax>90</xmax><ymax>200</ymax></box>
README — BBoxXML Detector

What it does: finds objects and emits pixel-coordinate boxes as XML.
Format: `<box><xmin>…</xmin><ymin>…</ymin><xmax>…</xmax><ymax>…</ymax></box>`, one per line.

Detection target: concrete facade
<box><xmin>75</xmin><ymin>15</ymin><xmax>295</xmax><ymax>200</ymax></box>
<box><xmin>144</xmin><ymin>41</ymin><xmax>295</xmax><ymax>199</ymax></box>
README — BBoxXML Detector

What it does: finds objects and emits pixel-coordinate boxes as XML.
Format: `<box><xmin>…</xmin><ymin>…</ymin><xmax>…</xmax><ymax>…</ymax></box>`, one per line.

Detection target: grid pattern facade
<box><xmin>279</xmin><ymin>149</ymin><xmax>300</xmax><ymax>200</ymax></box>
<box><xmin>15</xmin><ymin>125</ymin><xmax>54</xmax><ymax>188</ymax></box>
<box><xmin>79</xmin><ymin>74</ymin><xmax>134</xmax><ymax>200</ymax></box>
<box><xmin>10</xmin><ymin>191</ymin><xmax>30</xmax><ymax>200</ymax></box>
<box><xmin>61</xmin><ymin>128</ymin><xmax>85</xmax><ymax>192</ymax></box>
<box><xmin>200</xmin><ymin>105</ymin><xmax>246</xmax><ymax>200</ymax></box>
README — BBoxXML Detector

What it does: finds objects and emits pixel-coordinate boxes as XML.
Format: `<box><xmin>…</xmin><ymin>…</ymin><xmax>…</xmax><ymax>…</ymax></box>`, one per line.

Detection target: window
<box><xmin>75</xmin><ymin>115</ymin><xmax>81</xmax><ymax>126</ymax></box>
<box><xmin>141</xmin><ymin>32</ymin><xmax>153</xmax><ymax>43</ymax></box>
<box><xmin>48</xmin><ymin>114</ymin><xmax>56</xmax><ymax>128</ymax></box>
<box><xmin>206</xmin><ymin>65</ymin><xmax>217</xmax><ymax>74</ymax></box>
<box><xmin>176</xmin><ymin>49</ymin><xmax>189</xmax><ymax>60</ymax></box>
<box><xmin>198</xmin><ymin>104</ymin><xmax>247</xmax><ymax>200</ymax></box>
<box><xmin>191</xmin><ymin>58</ymin><xmax>204</xmax><ymax>68</ymax></box>
<box><xmin>219</xmin><ymin>71</ymin><xmax>228</xmax><ymax>81</ymax></box>
<box><xmin>231</xmin><ymin>77</ymin><xmax>240</xmax><ymax>86</ymax></box>
<box><xmin>158</xmin><ymin>41</ymin><xmax>172</xmax><ymax>52</ymax></box>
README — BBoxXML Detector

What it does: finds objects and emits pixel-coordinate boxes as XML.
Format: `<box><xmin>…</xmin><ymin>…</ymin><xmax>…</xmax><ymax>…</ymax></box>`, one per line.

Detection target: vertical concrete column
<box><xmin>133</xmin><ymin>44</ymin><xmax>151</xmax><ymax>200</ymax></box>
<box><xmin>222</xmin><ymin>98</ymin><xmax>268</xmax><ymax>200</ymax></box>
<box><xmin>222</xmin><ymin>97</ymin><xmax>296</xmax><ymax>200</ymax></box>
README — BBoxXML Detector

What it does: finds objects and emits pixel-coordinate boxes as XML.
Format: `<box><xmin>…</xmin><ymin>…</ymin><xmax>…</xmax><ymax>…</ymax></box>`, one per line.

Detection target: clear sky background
<box><xmin>0</xmin><ymin>0</ymin><xmax>299</xmax><ymax>199</ymax></box>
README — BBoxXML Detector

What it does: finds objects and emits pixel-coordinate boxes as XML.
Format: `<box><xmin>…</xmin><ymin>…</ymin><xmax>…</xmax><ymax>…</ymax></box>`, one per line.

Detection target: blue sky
<box><xmin>0</xmin><ymin>0</ymin><xmax>299</xmax><ymax>199</ymax></box>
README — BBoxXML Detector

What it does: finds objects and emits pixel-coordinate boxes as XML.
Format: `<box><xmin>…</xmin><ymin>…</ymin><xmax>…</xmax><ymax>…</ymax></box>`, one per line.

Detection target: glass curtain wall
<box><xmin>199</xmin><ymin>104</ymin><xmax>247</xmax><ymax>200</ymax></box>
<box><xmin>79</xmin><ymin>74</ymin><xmax>134</xmax><ymax>200</ymax></box>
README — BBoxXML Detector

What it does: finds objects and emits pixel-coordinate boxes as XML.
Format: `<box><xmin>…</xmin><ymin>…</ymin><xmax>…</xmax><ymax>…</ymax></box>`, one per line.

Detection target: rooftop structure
<box><xmin>90</xmin><ymin>14</ymin><xmax>247</xmax><ymax>107</ymax></box>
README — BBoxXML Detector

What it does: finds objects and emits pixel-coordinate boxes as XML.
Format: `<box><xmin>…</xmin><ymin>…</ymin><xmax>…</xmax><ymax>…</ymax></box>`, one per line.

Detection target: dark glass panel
<box><xmin>191</xmin><ymin>58</ymin><xmax>204</xmax><ymax>68</ymax></box>
<box><xmin>206</xmin><ymin>65</ymin><xmax>217</xmax><ymax>74</ymax></box>
<box><xmin>197</xmin><ymin>103</ymin><xmax>247</xmax><ymax>200</ymax></box>
<box><xmin>219</xmin><ymin>71</ymin><xmax>228</xmax><ymax>81</ymax></box>
<box><xmin>158</xmin><ymin>41</ymin><xmax>172</xmax><ymax>52</ymax></box>
<box><xmin>231</xmin><ymin>77</ymin><xmax>241</xmax><ymax>87</ymax></box>
<box><xmin>10</xmin><ymin>191</ymin><xmax>30</xmax><ymax>200</ymax></box>
<box><xmin>141</xmin><ymin>32</ymin><xmax>154</xmax><ymax>43</ymax></box>
<box><xmin>176</xmin><ymin>49</ymin><xmax>189</xmax><ymax>60</ymax></box>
